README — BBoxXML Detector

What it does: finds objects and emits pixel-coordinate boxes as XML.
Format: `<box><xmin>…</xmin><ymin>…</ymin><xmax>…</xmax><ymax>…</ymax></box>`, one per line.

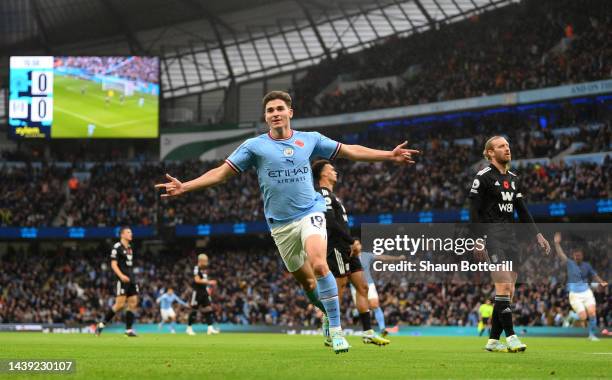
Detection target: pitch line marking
<box><xmin>54</xmin><ymin>105</ymin><xmax>101</xmax><ymax>125</ymax></box>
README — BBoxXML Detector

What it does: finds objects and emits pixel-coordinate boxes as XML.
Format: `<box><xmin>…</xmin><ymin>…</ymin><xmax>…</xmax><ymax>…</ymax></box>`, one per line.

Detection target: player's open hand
<box><xmin>553</xmin><ymin>232</ymin><xmax>562</xmax><ymax>244</ymax></box>
<box><xmin>537</xmin><ymin>233</ymin><xmax>551</xmax><ymax>255</ymax></box>
<box><xmin>391</xmin><ymin>141</ymin><xmax>419</xmax><ymax>165</ymax></box>
<box><xmin>155</xmin><ymin>174</ymin><xmax>185</xmax><ymax>198</ymax></box>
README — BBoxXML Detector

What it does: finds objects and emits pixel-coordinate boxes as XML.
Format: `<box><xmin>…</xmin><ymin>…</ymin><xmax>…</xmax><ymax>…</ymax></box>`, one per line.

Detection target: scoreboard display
<box><xmin>9</xmin><ymin>56</ymin><xmax>54</xmax><ymax>138</ymax></box>
<box><xmin>8</xmin><ymin>56</ymin><xmax>159</xmax><ymax>139</ymax></box>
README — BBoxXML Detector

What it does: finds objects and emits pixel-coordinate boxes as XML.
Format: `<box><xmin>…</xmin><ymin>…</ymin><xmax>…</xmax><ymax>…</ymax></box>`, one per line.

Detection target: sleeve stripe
<box><xmin>225</xmin><ymin>159</ymin><xmax>241</xmax><ymax>174</ymax></box>
<box><xmin>330</xmin><ymin>142</ymin><xmax>342</xmax><ymax>160</ymax></box>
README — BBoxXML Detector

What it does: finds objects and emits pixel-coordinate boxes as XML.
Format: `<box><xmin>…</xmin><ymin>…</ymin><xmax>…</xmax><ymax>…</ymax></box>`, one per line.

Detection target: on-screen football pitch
<box><xmin>0</xmin><ymin>333</ymin><xmax>610</xmax><ymax>380</ymax></box>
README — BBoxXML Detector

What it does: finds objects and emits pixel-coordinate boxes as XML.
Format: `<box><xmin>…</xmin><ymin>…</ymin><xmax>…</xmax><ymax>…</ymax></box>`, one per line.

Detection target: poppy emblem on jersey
<box><xmin>283</xmin><ymin>147</ymin><xmax>294</xmax><ymax>157</ymax></box>
<box><xmin>295</xmin><ymin>140</ymin><xmax>304</xmax><ymax>148</ymax></box>
<box><xmin>503</xmin><ymin>180</ymin><xmax>510</xmax><ymax>189</ymax></box>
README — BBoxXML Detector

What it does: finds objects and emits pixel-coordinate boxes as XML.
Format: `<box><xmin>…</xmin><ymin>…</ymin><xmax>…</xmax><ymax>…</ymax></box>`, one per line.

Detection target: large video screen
<box><xmin>8</xmin><ymin>56</ymin><xmax>159</xmax><ymax>138</ymax></box>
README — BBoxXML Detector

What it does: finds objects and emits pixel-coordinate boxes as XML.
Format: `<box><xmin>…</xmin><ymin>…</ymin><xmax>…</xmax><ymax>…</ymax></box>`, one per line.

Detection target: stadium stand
<box><xmin>2</xmin><ymin>113</ymin><xmax>609</xmax><ymax>226</ymax></box>
<box><xmin>0</xmin><ymin>0</ymin><xmax>609</xmax><ymax>340</ymax></box>
<box><xmin>292</xmin><ymin>0</ymin><xmax>611</xmax><ymax>117</ymax></box>
<box><xmin>1</xmin><ymin>244</ymin><xmax>609</xmax><ymax>328</ymax></box>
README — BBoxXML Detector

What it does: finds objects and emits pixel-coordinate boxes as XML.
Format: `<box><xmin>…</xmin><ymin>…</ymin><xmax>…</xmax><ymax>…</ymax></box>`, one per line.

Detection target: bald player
<box><xmin>187</xmin><ymin>253</ymin><xmax>220</xmax><ymax>336</ymax></box>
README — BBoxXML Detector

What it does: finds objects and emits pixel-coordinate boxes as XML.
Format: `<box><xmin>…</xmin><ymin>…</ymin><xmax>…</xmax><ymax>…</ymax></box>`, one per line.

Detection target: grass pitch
<box><xmin>52</xmin><ymin>75</ymin><xmax>158</xmax><ymax>138</ymax></box>
<box><xmin>0</xmin><ymin>333</ymin><xmax>610</xmax><ymax>379</ymax></box>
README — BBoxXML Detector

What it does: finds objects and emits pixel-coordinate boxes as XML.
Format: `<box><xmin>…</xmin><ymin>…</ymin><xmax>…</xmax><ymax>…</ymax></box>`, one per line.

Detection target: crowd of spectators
<box><xmin>292</xmin><ymin>0</ymin><xmax>611</xmax><ymax>117</ymax></box>
<box><xmin>0</xmin><ymin>164</ymin><xmax>70</xmax><ymax>226</ymax></box>
<box><xmin>522</xmin><ymin>160</ymin><xmax>610</xmax><ymax>202</ymax></box>
<box><xmin>56</xmin><ymin>56</ymin><xmax>159</xmax><ymax>84</ymax></box>
<box><xmin>1</xmin><ymin>120</ymin><xmax>609</xmax><ymax>227</ymax></box>
<box><xmin>0</xmin><ymin>244</ymin><xmax>609</xmax><ymax>330</ymax></box>
<box><xmin>0</xmin><ymin>245</ymin><xmax>336</xmax><ymax>327</ymax></box>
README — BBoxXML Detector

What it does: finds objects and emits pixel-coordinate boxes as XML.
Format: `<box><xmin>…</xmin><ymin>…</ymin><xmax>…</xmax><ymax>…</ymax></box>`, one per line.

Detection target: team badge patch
<box><xmin>511</xmin><ymin>181</ymin><xmax>516</xmax><ymax>190</ymax></box>
<box><xmin>283</xmin><ymin>147</ymin><xmax>294</xmax><ymax>157</ymax></box>
<box><xmin>472</xmin><ymin>179</ymin><xmax>480</xmax><ymax>189</ymax></box>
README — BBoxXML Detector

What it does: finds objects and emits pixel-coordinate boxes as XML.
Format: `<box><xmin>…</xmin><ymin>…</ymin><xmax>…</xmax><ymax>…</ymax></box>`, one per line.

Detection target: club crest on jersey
<box><xmin>472</xmin><ymin>179</ymin><xmax>480</xmax><ymax>189</ymax></box>
<box><xmin>503</xmin><ymin>180</ymin><xmax>510</xmax><ymax>189</ymax></box>
<box><xmin>283</xmin><ymin>147</ymin><xmax>294</xmax><ymax>157</ymax></box>
<box><xmin>295</xmin><ymin>140</ymin><xmax>304</xmax><ymax>148</ymax></box>
<box><xmin>511</xmin><ymin>181</ymin><xmax>516</xmax><ymax>190</ymax></box>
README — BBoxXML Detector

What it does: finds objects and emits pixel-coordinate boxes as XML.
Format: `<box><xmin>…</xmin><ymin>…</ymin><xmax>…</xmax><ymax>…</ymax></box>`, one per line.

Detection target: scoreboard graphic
<box><xmin>9</xmin><ymin>56</ymin><xmax>54</xmax><ymax>138</ymax></box>
<box><xmin>7</xmin><ymin>55</ymin><xmax>159</xmax><ymax>139</ymax></box>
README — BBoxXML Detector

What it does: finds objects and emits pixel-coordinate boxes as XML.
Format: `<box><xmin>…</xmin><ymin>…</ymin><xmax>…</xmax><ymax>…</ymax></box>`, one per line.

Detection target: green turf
<box><xmin>52</xmin><ymin>75</ymin><xmax>158</xmax><ymax>138</ymax></box>
<box><xmin>0</xmin><ymin>334</ymin><xmax>610</xmax><ymax>379</ymax></box>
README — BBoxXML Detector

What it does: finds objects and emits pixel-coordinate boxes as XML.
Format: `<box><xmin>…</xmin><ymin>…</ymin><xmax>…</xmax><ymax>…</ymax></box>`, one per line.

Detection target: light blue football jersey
<box><xmin>157</xmin><ymin>293</ymin><xmax>187</xmax><ymax>310</ymax></box>
<box><xmin>226</xmin><ymin>130</ymin><xmax>341</xmax><ymax>227</ymax></box>
<box><xmin>566</xmin><ymin>259</ymin><xmax>597</xmax><ymax>293</ymax></box>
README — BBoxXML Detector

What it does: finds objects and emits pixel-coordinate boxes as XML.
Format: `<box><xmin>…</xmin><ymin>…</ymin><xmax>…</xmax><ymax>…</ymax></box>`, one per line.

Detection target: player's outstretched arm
<box><xmin>337</xmin><ymin>141</ymin><xmax>419</xmax><ymax>164</ymax></box>
<box><xmin>593</xmin><ymin>274</ymin><xmax>608</xmax><ymax>287</ymax></box>
<box><xmin>377</xmin><ymin>254</ymin><xmax>407</xmax><ymax>261</ymax></box>
<box><xmin>553</xmin><ymin>233</ymin><xmax>568</xmax><ymax>263</ymax></box>
<box><xmin>155</xmin><ymin>163</ymin><xmax>237</xmax><ymax>198</ymax></box>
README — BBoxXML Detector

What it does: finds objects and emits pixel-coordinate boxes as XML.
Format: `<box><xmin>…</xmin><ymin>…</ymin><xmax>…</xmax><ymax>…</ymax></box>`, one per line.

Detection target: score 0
<box><xmin>31</xmin><ymin>71</ymin><xmax>53</xmax><ymax>95</ymax></box>
<box><xmin>31</xmin><ymin>70</ymin><xmax>54</xmax><ymax>123</ymax></box>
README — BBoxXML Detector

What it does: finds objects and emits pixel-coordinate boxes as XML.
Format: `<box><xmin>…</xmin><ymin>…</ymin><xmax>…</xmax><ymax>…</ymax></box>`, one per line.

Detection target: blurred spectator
<box><xmin>0</xmin><ymin>244</ymin><xmax>609</xmax><ymax>328</ymax></box>
<box><xmin>291</xmin><ymin>0</ymin><xmax>611</xmax><ymax>117</ymax></box>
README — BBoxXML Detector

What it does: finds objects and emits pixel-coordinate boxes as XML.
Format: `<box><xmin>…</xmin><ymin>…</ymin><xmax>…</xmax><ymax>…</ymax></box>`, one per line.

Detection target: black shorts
<box><xmin>327</xmin><ymin>248</ymin><xmax>363</xmax><ymax>278</ymax></box>
<box><xmin>190</xmin><ymin>290</ymin><xmax>211</xmax><ymax>307</ymax></box>
<box><xmin>482</xmin><ymin>317</ymin><xmax>490</xmax><ymax>324</ymax></box>
<box><xmin>348</xmin><ymin>255</ymin><xmax>363</xmax><ymax>273</ymax></box>
<box><xmin>486</xmin><ymin>237</ymin><xmax>519</xmax><ymax>265</ymax></box>
<box><xmin>115</xmin><ymin>280</ymin><xmax>139</xmax><ymax>297</ymax></box>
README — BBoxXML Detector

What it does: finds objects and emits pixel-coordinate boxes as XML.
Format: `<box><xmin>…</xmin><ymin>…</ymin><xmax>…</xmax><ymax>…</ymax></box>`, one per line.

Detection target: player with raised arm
<box><xmin>187</xmin><ymin>254</ymin><xmax>220</xmax><ymax>336</ymax></box>
<box><xmin>312</xmin><ymin>160</ymin><xmax>389</xmax><ymax>346</ymax></box>
<box><xmin>155</xmin><ymin>91</ymin><xmax>418</xmax><ymax>354</ymax></box>
<box><xmin>469</xmin><ymin>136</ymin><xmax>550</xmax><ymax>353</ymax></box>
<box><xmin>156</xmin><ymin>287</ymin><xmax>188</xmax><ymax>334</ymax></box>
<box><xmin>95</xmin><ymin>226</ymin><xmax>139</xmax><ymax>337</ymax></box>
<box><xmin>553</xmin><ymin>233</ymin><xmax>608</xmax><ymax>341</ymax></box>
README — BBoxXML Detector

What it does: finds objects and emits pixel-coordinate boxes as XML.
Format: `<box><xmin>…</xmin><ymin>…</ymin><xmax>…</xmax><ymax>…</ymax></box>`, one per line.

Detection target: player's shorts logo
<box><xmin>283</xmin><ymin>147</ymin><xmax>294</xmax><ymax>157</ymax></box>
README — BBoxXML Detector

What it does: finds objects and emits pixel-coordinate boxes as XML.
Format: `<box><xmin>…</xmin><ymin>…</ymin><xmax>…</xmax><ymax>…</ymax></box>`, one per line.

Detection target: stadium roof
<box><xmin>0</xmin><ymin>0</ymin><xmax>517</xmax><ymax>98</ymax></box>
